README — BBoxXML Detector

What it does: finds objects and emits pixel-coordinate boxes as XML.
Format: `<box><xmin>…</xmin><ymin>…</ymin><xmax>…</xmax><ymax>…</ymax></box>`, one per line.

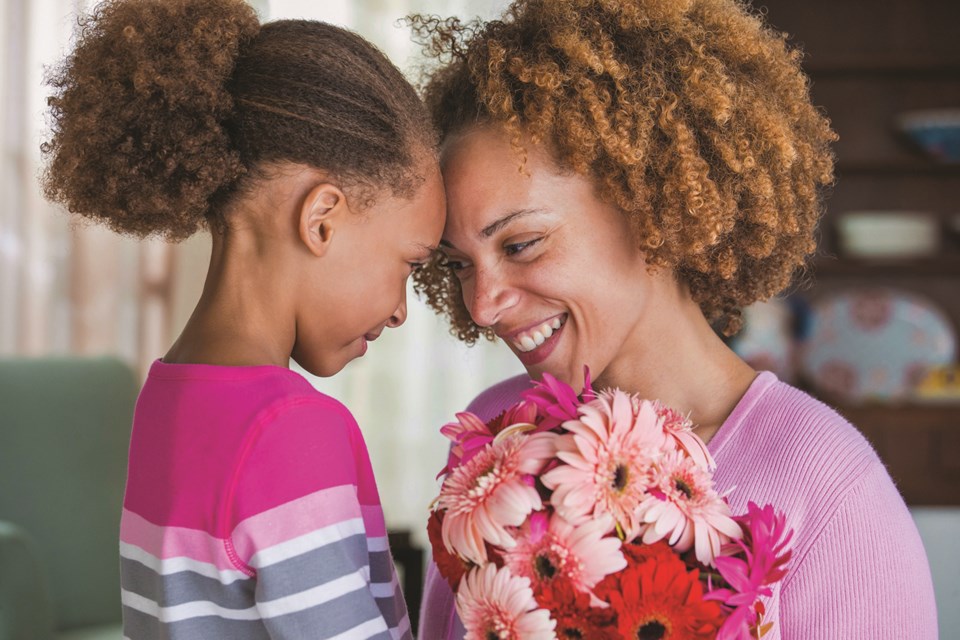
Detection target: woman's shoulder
<box><xmin>719</xmin><ymin>373</ymin><xmax>873</xmax><ymax>459</ymax></box>
<box><xmin>465</xmin><ymin>374</ymin><xmax>534</xmax><ymax>421</ymax></box>
<box><xmin>716</xmin><ymin>373</ymin><xmax>892</xmax><ymax>519</ymax></box>
<box><xmin>750</xmin><ymin>377</ymin><xmax>875</xmax><ymax>458</ymax></box>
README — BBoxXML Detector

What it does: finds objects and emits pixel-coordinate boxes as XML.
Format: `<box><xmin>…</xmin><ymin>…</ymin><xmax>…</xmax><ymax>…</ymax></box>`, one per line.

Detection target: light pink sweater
<box><xmin>418</xmin><ymin>371</ymin><xmax>938</xmax><ymax>639</ymax></box>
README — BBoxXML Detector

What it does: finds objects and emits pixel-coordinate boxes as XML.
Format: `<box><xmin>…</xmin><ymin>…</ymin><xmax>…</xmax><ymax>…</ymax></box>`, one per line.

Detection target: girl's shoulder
<box><xmin>466</xmin><ymin>374</ymin><xmax>534</xmax><ymax>421</ymax></box>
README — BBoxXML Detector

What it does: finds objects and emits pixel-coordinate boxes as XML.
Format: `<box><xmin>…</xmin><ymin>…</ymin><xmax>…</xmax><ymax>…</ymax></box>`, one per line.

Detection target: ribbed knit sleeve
<box><xmin>780</xmin><ymin>462</ymin><xmax>938</xmax><ymax>638</ymax></box>
<box><xmin>710</xmin><ymin>373</ymin><xmax>938</xmax><ymax>639</ymax></box>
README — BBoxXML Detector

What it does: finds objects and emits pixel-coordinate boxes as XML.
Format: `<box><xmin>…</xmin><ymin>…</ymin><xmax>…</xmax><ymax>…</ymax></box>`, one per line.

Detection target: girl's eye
<box><xmin>442</xmin><ymin>257</ymin><xmax>470</xmax><ymax>272</ymax></box>
<box><xmin>504</xmin><ymin>237</ymin><xmax>542</xmax><ymax>256</ymax></box>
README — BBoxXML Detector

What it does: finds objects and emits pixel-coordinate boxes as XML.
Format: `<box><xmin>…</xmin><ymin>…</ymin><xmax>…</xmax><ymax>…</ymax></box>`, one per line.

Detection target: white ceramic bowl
<box><xmin>897</xmin><ymin>109</ymin><xmax>960</xmax><ymax>163</ymax></box>
<box><xmin>835</xmin><ymin>210</ymin><xmax>940</xmax><ymax>259</ymax></box>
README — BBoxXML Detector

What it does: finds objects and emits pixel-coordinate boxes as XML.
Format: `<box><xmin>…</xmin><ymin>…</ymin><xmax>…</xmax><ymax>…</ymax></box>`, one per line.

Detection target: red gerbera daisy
<box><xmin>535</xmin><ymin>578</ymin><xmax>617</xmax><ymax>640</ymax></box>
<box><xmin>596</xmin><ymin>542</ymin><xmax>725</xmax><ymax>640</ymax></box>
<box><xmin>486</xmin><ymin>401</ymin><xmax>539</xmax><ymax>436</ymax></box>
<box><xmin>428</xmin><ymin>509</ymin><xmax>469</xmax><ymax>589</ymax></box>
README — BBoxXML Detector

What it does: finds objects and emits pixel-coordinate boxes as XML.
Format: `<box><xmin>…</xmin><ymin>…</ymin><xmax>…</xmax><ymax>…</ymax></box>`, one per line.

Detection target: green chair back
<box><xmin>0</xmin><ymin>357</ymin><xmax>136</xmax><ymax>631</ymax></box>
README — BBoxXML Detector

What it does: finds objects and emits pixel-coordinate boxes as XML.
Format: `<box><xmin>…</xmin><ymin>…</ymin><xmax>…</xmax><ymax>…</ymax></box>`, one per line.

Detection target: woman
<box><xmin>411</xmin><ymin>0</ymin><xmax>938</xmax><ymax>637</ymax></box>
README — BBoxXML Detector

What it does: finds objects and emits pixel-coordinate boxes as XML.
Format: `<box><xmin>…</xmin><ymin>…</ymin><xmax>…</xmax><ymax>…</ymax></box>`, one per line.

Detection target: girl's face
<box><xmin>440</xmin><ymin>127</ymin><xmax>683</xmax><ymax>388</ymax></box>
<box><xmin>293</xmin><ymin>165</ymin><xmax>446</xmax><ymax>376</ymax></box>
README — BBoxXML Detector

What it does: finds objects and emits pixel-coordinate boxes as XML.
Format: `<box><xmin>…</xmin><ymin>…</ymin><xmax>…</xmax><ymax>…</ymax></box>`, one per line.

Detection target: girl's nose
<box><xmin>386</xmin><ymin>292</ymin><xmax>407</xmax><ymax>328</ymax></box>
<box><xmin>465</xmin><ymin>266</ymin><xmax>519</xmax><ymax>328</ymax></box>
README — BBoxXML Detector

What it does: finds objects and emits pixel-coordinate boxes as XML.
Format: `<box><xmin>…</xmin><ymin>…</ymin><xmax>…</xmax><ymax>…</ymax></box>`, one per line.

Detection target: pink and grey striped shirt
<box><xmin>120</xmin><ymin>360</ymin><xmax>410</xmax><ymax>639</ymax></box>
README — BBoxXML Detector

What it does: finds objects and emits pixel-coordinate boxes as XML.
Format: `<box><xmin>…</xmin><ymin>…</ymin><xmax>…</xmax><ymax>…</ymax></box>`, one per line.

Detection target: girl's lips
<box><xmin>358</xmin><ymin>330</ymin><xmax>380</xmax><ymax>357</ymax></box>
<box><xmin>513</xmin><ymin>318</ymin><xmax>565</xmax><ymax>366</ymax></box>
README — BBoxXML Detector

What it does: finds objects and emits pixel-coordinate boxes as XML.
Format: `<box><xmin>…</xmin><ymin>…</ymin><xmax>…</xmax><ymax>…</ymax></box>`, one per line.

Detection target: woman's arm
<box><xmin>780</xmin><ymin>462</ymin><xmax>938</xmax><ymax>638</ymax></box>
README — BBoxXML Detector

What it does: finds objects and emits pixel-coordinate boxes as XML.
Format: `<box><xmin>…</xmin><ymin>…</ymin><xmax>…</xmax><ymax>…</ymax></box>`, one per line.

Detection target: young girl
<box><xmin>410</xmin><ymin>0</ymin><xmax>937</xmax><ymax>637</ymax></box>
<box><xmin>42</xmin><ymin>0</ymin><xmax>444</xmax><ymax>638</ymax></box>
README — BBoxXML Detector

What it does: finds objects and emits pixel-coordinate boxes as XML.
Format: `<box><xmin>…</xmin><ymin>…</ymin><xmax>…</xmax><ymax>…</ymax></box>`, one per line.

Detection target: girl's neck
<box><xmin>164</xmin><ymin>230</ymin><xmax>297</xmax><ymax>368</ymax></box>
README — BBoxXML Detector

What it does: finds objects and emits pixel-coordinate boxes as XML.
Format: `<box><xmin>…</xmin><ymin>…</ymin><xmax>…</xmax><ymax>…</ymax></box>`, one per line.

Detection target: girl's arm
<box><xmin>229</xmin><ymin>399</ymin><xmax>408</xmax><ymax>639</ymax></box>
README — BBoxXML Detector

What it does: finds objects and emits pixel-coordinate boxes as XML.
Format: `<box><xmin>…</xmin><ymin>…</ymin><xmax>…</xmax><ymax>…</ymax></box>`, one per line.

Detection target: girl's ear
<box><xmin>299</xmin><ymin>183</ymin><xmax>349</xmax><ymax>257</ymax></box>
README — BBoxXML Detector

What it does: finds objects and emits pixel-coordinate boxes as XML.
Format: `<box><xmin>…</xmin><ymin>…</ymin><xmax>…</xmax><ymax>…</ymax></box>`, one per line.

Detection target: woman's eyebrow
<box><xmin>440</xmin><ymin>207</ymin><xmax>549</xmax><ymax>250</ymax></box>
<box><xmin>479</xmin><ymin>208</ymin><xmax>547</xmax><ymax>238</ymax></box>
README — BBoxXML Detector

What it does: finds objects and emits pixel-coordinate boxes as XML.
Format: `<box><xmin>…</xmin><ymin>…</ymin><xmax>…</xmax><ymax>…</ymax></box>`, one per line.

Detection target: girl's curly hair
<box><xmin>42</xmin><ymin>0</ymin><xmax>436</xmax><ymax>241</ymax></box>
<box><xmin>409</xmin><ymin>0</ymin><xmax>837</xmax><ymax>342</ymax></box>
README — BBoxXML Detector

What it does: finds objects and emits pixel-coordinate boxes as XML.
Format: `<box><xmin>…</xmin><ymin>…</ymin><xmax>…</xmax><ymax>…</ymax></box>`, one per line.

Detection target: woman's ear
<box><xmin>299</xmin><ymin>183</ymin><xmax>348</xmax><ymax>257</ymax></box>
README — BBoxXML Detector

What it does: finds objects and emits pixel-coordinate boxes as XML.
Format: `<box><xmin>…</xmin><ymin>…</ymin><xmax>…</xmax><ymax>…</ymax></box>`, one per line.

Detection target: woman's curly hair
<box><xmin>409</xmin><ymin>0</ymin><xmax>836</xmax><ymax>341</ymax></box>
<box><xmin>42</xmin><ymin>0</ymin><xmax>436</xmax><ymax>241</ymax></box>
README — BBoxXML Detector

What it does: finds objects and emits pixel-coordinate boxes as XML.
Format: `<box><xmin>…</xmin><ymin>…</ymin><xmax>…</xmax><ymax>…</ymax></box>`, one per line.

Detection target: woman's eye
<box><xmin>504</xmin><ymin>238</ymin><xmax>541</xmax><ymax>256</ymax></box>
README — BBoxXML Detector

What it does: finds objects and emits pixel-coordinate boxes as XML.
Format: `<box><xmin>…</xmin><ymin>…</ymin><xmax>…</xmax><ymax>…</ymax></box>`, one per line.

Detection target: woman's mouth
<box><xmin>506</xmin><ymin>314</ymin><xmax>567</xmax><ymax>366</ymax></box>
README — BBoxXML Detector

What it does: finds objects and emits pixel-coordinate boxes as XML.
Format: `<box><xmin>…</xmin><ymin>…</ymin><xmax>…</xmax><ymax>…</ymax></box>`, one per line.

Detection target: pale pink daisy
<box><xmin>456</xmin><ymin>564</ymin><xmax>556</xmax><ymax>640</ymax></box>
<box><xmin>440</xmin><ymin>432</ymin><xmax>556</xmax><ymax>564</ymax></box>
<box><xmin>541</xmin><ymin>390</ymin><xmax>663</xmax><ymax>539</ymax></box>
<box><xmin>439</xmin><ymin>403</ymin><xmax>541</xmax><ymax>477</ymax></box>
<box><xmin>636</xmin><ymin>450</ymin><xmax>742</xmax><ymax>566</ymax></box>
<box><xmin>504</xmin><ymin>511</ymin><xmax>626</xmax><ymax>602</ymax></box>
<box><xmin>655</xmin><ymin>401</ymin><xmax>716</xmax><ymax>471</ymax></box>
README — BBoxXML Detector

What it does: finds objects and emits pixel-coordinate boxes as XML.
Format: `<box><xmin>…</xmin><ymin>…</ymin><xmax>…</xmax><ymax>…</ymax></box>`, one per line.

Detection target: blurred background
<box><xmin>1</xmin><ymin>0</ymin><xmax>958</xmax><ymax>638</ymax></box>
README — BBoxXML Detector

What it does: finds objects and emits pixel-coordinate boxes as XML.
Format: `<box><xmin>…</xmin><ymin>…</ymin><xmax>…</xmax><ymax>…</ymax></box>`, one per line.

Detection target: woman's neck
<box><xmin>594</xmin><ymin>297</ymin><xmax>756</xmax><ymax>444</ymax></box>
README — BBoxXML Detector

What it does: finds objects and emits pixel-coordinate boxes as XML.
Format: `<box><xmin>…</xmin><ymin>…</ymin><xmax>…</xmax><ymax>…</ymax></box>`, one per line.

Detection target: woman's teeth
<box><xmin>512</xmin><ymin>317</ymin><xmax>564</xmax><ymax>353</ymax></box>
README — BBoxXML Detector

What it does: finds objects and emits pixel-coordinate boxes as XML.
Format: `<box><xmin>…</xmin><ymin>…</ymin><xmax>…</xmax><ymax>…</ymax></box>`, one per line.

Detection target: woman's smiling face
<box><xmin>440</xmin><ymin>126</ymin><xmax>681</xmax><ymax>387</ymax></box>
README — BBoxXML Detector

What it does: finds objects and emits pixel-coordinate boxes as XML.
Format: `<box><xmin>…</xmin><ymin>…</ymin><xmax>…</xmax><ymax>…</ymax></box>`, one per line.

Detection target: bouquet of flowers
<box><xmin>427</xmin><ymin>371</ymin><xmax>792</xmax><ymax>640</ymax></box>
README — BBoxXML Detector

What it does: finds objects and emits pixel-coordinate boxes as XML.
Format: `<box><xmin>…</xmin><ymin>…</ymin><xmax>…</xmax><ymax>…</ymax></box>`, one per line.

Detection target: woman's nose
<box><xmin>386</xmin><ymin>291</ymin><xmax>407</xmax><ymax>328</ymax></box>
<box><xmin>465</xmin><ymin>266</ymin><xmax>518</xmax><ymax>328</ymax></box>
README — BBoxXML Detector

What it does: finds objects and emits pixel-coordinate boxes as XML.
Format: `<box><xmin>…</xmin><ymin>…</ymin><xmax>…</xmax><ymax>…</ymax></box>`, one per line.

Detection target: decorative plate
<box><xmin>730</xmin><ymin>298</ymin><xmax>797</xmax><ymax>383</ymax></box>
<box><xmin>800</xmin><ymin>288</ymin><xmax>956</xmax><ymax>402</ymax></box>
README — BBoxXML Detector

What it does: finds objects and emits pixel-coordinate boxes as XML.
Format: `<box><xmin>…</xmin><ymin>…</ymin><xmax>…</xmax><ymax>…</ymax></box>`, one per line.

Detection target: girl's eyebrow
<box><xmin>412</xmin><ymin>242</ymin><xmax>439</xmax><ymax>258</ymax></box>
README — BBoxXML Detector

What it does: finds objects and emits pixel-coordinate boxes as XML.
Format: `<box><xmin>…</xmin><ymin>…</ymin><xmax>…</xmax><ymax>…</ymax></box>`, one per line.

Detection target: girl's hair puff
<box><xmin>409</xmin><ymin>0</ymin><xmax>837</xmax><ymax>341</ymax></box>
<box><xmin>42</xmin><ymin>0</ymin><xmax>437</xmax><ymax>241</ymax></box>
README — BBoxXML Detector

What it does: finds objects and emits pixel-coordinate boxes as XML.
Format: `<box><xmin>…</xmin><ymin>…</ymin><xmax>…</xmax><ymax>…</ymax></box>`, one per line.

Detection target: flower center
<box><xmin>637</xmin><ymin>619</ymin><xmax>668</xmax><ymax>640</ymax></box>
<box><xmin>534</xmin><ymin>553</ymin><xmax>557</xmax><ymax>579</ymax></box>
<box><xmin>612</xmin><ymin>463</ymin><xmax>629</xmax><ymax>492</ymax></box>
<box><xmin>562</xmin><ymin>628</ymin><xmax>584</xmax><ymax>639</ymax></box>
<box><xmin>674</xmin><ymin>476</ymin><xmax>693</xmax><ymax>499</ymax></box>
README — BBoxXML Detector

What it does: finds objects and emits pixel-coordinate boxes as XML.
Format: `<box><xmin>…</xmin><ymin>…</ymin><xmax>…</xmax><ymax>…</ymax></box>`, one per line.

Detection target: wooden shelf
<box><xmin>836</xmin><ymin>161</ymin><xmax>960</xmax><ymax>176</ymax></box>
<box><xmin>806</xmin><ymin>60</ymin><xmax>960</xmax><ymax>77</ymax></box>
<box><xmin>833</xmin><ymin>403</ymin><xmax>960</xmax><ymax>505</ymax></box>
<box><xmin>812</xmin><ymin>255</ymin><xmax>960</xmax><ymax>278</ymax></box>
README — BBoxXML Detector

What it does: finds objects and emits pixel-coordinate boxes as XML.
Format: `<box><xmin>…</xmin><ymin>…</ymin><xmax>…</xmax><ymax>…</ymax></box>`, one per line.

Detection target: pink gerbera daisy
<box><xmin>521</xmin><ymin>370</ymin><xmax>590</xmax><ymax>430</ymax></box>
<box><xmin>457</xmin><ymin>564</ymin><xmax>557</xmax><ymax>640</ymax></box>
<box><xmin>504</xmin><ymin>511</ymin><xmax>626</xmax><ymax>603</ymax></box>
<box><xmin>636</xmin><ymin>450</ymin><xmax>742</xmax><ymax>566</ymax></box>
<box><xmin>707</xmin><ymin>502</ymin><xmax>793</xmax><ymax>640</ymax></box>
<box><xmin>655</xmin><ymin>401</ymin><xmax>716</xmax><ymax>471</ymax></box>
<box><xmin>541</xmin><ymin>390</ymin><xmax>662</xmax><ymax>539</ymax></box>
<box><xmin>440</xmin><ymin>432</ymin><xmax>556</xmax><ymax>564</ymax></box>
